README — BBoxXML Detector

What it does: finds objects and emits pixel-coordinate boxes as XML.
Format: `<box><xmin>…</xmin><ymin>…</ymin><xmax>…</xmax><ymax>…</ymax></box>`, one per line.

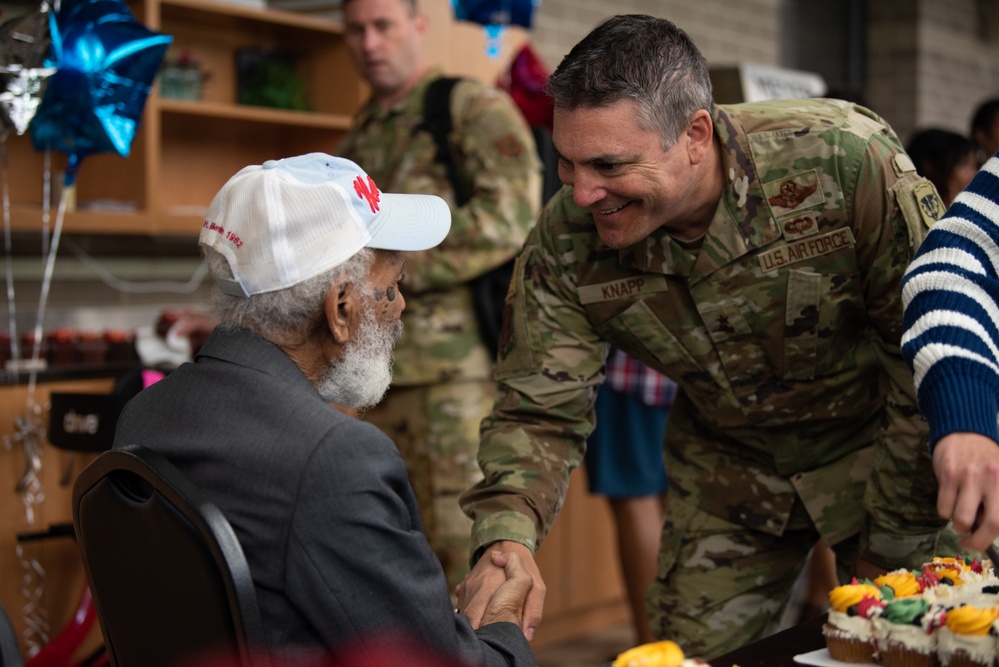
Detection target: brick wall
<box><xmin>529</xmin><ymin>0</ymin><xmax>999</xmax><ymax>147</ymax></box>
<box><xmin>530</xmin><ymin>0</ymin><xmax>782</xmax><ymax>79</ymax></box>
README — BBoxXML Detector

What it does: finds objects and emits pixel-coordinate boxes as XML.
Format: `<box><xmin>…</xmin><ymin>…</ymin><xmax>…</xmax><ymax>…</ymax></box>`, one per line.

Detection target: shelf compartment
<box><xmin>159</xmin><ymin>98</ymin><xmax>353</xmax><ymax>129</ymax></box>
<box><xmin>153</xmin><ymin>0</ymin><xmax>364</xmax><ymax>117</ymax></box>
<box><xmin>156</xmin><ymin>110</ymin><xmax>348</xmax><ymax>235</ymax></box>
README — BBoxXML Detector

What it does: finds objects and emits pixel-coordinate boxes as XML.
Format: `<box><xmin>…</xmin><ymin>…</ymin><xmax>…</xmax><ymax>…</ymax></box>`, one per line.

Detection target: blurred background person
<box><xmin>970</xmin><ymin>98</ymin><xmax>999</xmax><ymax>166</ymax></box>
<box><xmin>583</xmin><ymin>348</ymin><xmax>675</xmax><ymax>646</ymax></box>
<box><xmin>906</xmin><ymin>128</ymin><xmax>978</xmax><ymax>208</ymax></box>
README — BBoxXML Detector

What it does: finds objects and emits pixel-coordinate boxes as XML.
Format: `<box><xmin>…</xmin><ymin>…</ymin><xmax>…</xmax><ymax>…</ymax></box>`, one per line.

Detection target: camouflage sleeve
<box><xmin>401</xmin><ymin>82</ymin><xmax>543</xmax><ymax>294</ymax></box>
<box><xmin>852</xmin><ymin>126</ymin><xmax>949</xmax><ymax>569</ymax></box>
<box><xmin>459</xmin><ymin>198</ymin><xmax>607</xmax><ymax>561</ymax></box>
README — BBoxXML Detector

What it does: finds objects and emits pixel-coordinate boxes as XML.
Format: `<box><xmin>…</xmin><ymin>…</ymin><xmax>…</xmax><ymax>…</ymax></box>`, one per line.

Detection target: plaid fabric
<box><xmin>604</xmin><ymin>347</ymin><xmax>678</xmax><ymax>408</ymax></box>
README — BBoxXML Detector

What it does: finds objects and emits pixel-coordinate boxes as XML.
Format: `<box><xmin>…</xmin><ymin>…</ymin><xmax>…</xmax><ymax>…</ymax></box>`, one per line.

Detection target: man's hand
<box><xmin>455</xmin><ymin>541</ymin><xmax>546</xmax><ymax>640</ymax></box>
<box><xmin>479</xmin><ymin>551</ymin><xmax>534</xmax><ymax>626</ymax></box>
<box><xmin>933</xmin><ymin>433</ymin><xmax>999</xmax><ymax>552</ymax></box>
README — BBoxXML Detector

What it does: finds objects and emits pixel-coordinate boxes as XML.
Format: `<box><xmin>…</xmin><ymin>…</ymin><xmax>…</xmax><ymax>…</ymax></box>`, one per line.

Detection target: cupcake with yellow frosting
<box><xmin>936</xmin><ymin>604</ymin><xmax>999</xmax><ymax>667</ymax></box>
<box><xmin>610</xmin><ymin>640</ymin><xmax>707</xmax><ymax>667</ymax></box>
<box><xmin>921</xmin><ymin>557</ymin><xmax>999</xmax><ymax>608</ymax></box>
<box><xmin>925</xmin><ymin>558</ymin><xmax>971</xmax><ymax>587</ymax></box>
<box><xmin>876</xmin><ymin>570</ymin><xmax>923</xmax><ymax>599</ymax></box>
<box><xmin>823</xmin><ymin>579</ymin><xmax>884</xmax><ymax>663</ymax></box>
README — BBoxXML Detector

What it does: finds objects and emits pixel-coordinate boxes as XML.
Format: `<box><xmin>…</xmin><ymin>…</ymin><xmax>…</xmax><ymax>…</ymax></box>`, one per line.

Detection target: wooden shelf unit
<box><xmin>5</xmin><ymin>0</ymin><xmax>363</xmax><ymax>236</ymax></box>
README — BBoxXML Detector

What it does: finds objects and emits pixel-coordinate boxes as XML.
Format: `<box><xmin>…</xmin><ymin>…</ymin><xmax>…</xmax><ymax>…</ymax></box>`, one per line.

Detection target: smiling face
<box><xmin>552</xmin><ymin>98</ymin><xmax>721</xmax><ymax>248</ymax></box>
<box><xmin>343</xmin><ymin>0</ymin><xmax>427</xmax><ymax>108</ymax></box>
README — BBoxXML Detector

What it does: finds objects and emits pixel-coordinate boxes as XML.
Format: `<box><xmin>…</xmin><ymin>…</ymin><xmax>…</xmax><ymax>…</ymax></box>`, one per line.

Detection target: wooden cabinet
<box><xmin>5</xmin><ymin>0</ymin><xmax>364</xmax><ymax>236</ymax></box>
<box><xmin>533</xmin><ymin>466</ymin><xmax>630</xmax><ymax>649</ymax></box>
<box><xmin>0</xmin><ymin>378</ymin><xmax>114</xmax><ymax>660</ymax></box>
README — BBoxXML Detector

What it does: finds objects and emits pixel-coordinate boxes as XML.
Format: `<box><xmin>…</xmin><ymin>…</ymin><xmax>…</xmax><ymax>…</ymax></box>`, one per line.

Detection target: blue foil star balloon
<box><xmin>449</xmin><ymin>0</ymin><xmax>538</xmax><ymax>29</ymax></box>
<box><xmin>449</xmin><ymin>0</ymin><xmax>538</xmax><ymax>59</ymax></box>
<box><xmin>0</xmin><ymin>2</ymin><xmax>56</xmax><ymax>138</ymax></box>
<box><xmin>28</xmin><ymin>0</ymin><xmax>172</xmax><ymax>185</ymax></box>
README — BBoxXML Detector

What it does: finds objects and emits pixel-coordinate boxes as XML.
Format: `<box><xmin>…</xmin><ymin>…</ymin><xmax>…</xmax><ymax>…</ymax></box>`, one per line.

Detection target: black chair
<box><xmin>72</xmin><ymin>445</ymin><xmax>271</xmax><ymax>667</ymax></box>
<box><xmin>0</xmin><ymin>601</ymin><xmax>23</xmax><ymax>667</ymax></box>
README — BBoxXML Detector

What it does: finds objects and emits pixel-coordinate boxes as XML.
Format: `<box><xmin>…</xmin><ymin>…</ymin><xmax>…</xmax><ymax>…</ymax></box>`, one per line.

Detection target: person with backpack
<box><xmin>339</xmin><ymin>0</ymin><xmax>542</xmax><ymax>595</ymax></box>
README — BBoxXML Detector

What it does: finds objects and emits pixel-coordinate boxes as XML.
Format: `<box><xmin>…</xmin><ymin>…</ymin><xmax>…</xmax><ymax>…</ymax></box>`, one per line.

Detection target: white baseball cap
<box><xmin>200</xmin><ymin>152</ymin><xmax>452</xmax><ymax>297</ymax></box>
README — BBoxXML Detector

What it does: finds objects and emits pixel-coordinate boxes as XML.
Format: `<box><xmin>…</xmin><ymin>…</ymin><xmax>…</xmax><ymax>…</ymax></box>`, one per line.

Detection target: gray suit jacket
<box><xmin>113</xmin><ymin>326</ymin><xmax>535</xmax><ymax>666</ymax></box>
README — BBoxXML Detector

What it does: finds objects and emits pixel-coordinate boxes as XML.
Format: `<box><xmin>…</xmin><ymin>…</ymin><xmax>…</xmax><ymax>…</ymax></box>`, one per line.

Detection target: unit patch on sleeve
<box><xmin>913</xmin><ymin>181</ymin><xmax>945</xmax><ymax>227</ymax></box>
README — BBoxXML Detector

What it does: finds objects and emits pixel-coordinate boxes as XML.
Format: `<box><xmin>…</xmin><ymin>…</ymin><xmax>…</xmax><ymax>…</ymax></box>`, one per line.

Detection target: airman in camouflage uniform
<box><xmin>339</xmin><ymin>0</ymin><xmax>541</xmax><ymax>594</ymax></box>
<box><xmin>457</xmin><ymin>14</ymin><xmax>959</xmax><ymax>658</ymax></box>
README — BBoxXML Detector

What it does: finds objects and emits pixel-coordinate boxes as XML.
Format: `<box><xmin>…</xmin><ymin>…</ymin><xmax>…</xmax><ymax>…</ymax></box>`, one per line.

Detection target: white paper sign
<box><xmin>739</xmin><ymin>63</ymin><xmax>827</xmax><ymax>102</ymax></box>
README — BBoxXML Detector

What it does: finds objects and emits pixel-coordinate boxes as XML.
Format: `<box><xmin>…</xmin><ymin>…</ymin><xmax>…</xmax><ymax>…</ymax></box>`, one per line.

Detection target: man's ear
<box><xmin>686</xmin><ymin>109</ymin><xmax>714</xmax><ymax>165</ymax></box>
<box><xmin>325</xmin><ymin>279</ymin><xmax>355</xmax><ymax>345</ymax></box>
<box><xmin>413</xmin><ymin>8</ymin><xmax>429</xmax><ymax>38</ymax></box>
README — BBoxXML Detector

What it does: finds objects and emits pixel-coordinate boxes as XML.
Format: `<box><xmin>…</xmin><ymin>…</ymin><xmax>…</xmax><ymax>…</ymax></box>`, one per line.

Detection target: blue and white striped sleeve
<box><xmin>901</xmin><ymin>153</ymin><xmax>999</xmax><ymax>448</ymax></box>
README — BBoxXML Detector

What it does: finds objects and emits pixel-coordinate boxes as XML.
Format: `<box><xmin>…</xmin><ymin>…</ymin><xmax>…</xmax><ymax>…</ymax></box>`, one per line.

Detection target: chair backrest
<box><xmin>72</xmin><ymin>445</ymin><xmax>271</xmax><ymax>667</ymax></box>
<box><xmin>0</xmin><ymin>601</ymin><xmax>23</xmax><ymax>667</ymax></box>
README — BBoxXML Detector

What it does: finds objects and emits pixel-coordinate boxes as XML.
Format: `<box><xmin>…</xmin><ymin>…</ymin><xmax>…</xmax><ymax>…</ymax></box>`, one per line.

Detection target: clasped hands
<box><xmin>454</xmin><ymin>541</ymin><xmax>546</xmax><ymax>640</ymax></box>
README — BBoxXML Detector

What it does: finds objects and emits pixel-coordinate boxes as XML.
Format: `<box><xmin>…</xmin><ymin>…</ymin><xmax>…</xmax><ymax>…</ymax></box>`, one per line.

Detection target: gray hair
<box><xmin>545</xmin><ymin>14</ymin><xmax>713</xmax><ymax>149</ymax></box>
<box><xmin>203</xmin><ymin>247</ymin><xmax>375</xmax><ymax>342</ymax></box>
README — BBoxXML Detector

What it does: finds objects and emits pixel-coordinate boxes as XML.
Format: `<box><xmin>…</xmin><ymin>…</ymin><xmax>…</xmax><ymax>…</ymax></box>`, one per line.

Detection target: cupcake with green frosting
<box><xmin>874</xmin><ymin>596</ymin><xmax>943</xmax><ymax>667</ymax></box>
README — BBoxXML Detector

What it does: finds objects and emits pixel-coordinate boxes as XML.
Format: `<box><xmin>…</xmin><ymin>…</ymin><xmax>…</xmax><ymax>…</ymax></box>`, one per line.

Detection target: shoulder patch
<box><xmin>896</xmin><ymin>180</ymin><xmax>945</xmax><ymax>250</ymax></box>
<box><xmin>493</xmin><ymin>134</ymin><xmax>525</xmax><ymax>159</ymax></box>
<box><xmin>913</xmin><ymin>182</ymin><xmax>945</xmax><ymax>227</ymax></box>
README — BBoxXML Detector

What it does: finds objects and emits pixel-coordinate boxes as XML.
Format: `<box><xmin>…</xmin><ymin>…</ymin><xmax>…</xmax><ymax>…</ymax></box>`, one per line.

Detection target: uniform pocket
<box><xmin>783</xmin><ymin>269</ymin><xmax>821</xmax><ymax>380</ymax></box>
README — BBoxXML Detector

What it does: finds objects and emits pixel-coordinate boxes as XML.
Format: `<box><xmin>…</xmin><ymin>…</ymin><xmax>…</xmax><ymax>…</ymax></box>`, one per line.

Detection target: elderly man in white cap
<box><xmin>112</xmin><ymin>153</ymin><xmax>537</xmax><ymax>666</ymax></box>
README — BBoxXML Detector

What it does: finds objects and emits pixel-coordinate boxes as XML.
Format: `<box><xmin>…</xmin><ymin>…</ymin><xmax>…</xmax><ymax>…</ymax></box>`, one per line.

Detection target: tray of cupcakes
<box><xmin>798</xmin><ymin>556</ymin><xmax>999</xmax><ymax>667</ymax></box>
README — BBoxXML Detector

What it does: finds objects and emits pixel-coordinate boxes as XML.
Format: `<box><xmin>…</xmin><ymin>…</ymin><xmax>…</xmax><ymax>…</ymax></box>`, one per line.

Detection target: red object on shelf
<box><xmin>77</xmin><ymin>331</ymin><xmax>108</xmax><ymax>366</ymax></box>
<box><xmin>20</xmin><ymin>331</ymin><xmax>46</xmax><ymax>361</ymax></box>
<box><xmin>103</xmin><ymin>329</ymin><xmax>138</xmax><ymax>364</ymax></box>
<box><xmin>47</xmin><ymin>327</ymin><xmax>80</xmax><ymax>366</ymax></box>
<box><xmin>0</xmin><ymin>330</ymin><xmax>11</xmax><ymax>367</ymax></box>
<box><xmin>155</xmin><ymin>310</ymin><xmax>181</xmax><ymax>338</ymax></box>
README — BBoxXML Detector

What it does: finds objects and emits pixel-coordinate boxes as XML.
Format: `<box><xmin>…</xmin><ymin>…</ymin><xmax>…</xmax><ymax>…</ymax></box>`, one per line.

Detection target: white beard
<box><xmin>316</xmin><ymin>306</ymin><xmax>401</xmax><ymax>411</ymax></box>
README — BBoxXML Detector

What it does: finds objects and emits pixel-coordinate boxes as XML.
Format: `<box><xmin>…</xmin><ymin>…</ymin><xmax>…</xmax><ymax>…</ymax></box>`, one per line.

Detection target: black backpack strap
<box><xmin>419</xmin><ymin>75</ymin><xmax>510</xmax><ymax>358</ymax></box>
<box><xmin>417</xmin><ymin>76</ymin><xmax>471</xmax><ymax>206</ymax></box>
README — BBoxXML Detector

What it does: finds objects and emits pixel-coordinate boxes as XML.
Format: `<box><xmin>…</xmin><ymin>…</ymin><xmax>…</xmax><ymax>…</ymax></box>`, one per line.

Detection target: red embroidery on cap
<box><xmin>353</xmin><ymin>175</ymin><xmax>381</xmax><ymax>213</ymax></box>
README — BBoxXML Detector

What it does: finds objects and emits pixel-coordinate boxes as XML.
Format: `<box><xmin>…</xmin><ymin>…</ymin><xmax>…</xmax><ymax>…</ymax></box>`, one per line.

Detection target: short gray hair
<box><xmin>203</xmin><ymin>247</ymin><xmax>375</xmax><ymax>341</ymax></box>
<box><xmin>546</xmin><ymin>14</ymin><xmax>713</xmax><ymax>149</ymax></box>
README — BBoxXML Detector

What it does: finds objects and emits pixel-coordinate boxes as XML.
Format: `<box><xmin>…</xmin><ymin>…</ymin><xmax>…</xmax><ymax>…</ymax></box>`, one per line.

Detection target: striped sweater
<box><xmin>901</xmin><ymin>153</ymin><xmax>999</xmax><ymax>448</ymax></box>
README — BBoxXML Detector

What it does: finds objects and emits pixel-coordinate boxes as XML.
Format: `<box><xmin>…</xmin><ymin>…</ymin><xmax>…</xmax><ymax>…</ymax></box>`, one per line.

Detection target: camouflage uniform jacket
<box><xmin>462</xmin><ymin>99</ymin><xmax>949</xmax><ymax>569</ymax></box>
<box><xmin>339</xmin><ymin>69</ymin><xmax>542</xmax><ymax>385</ymax></box>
